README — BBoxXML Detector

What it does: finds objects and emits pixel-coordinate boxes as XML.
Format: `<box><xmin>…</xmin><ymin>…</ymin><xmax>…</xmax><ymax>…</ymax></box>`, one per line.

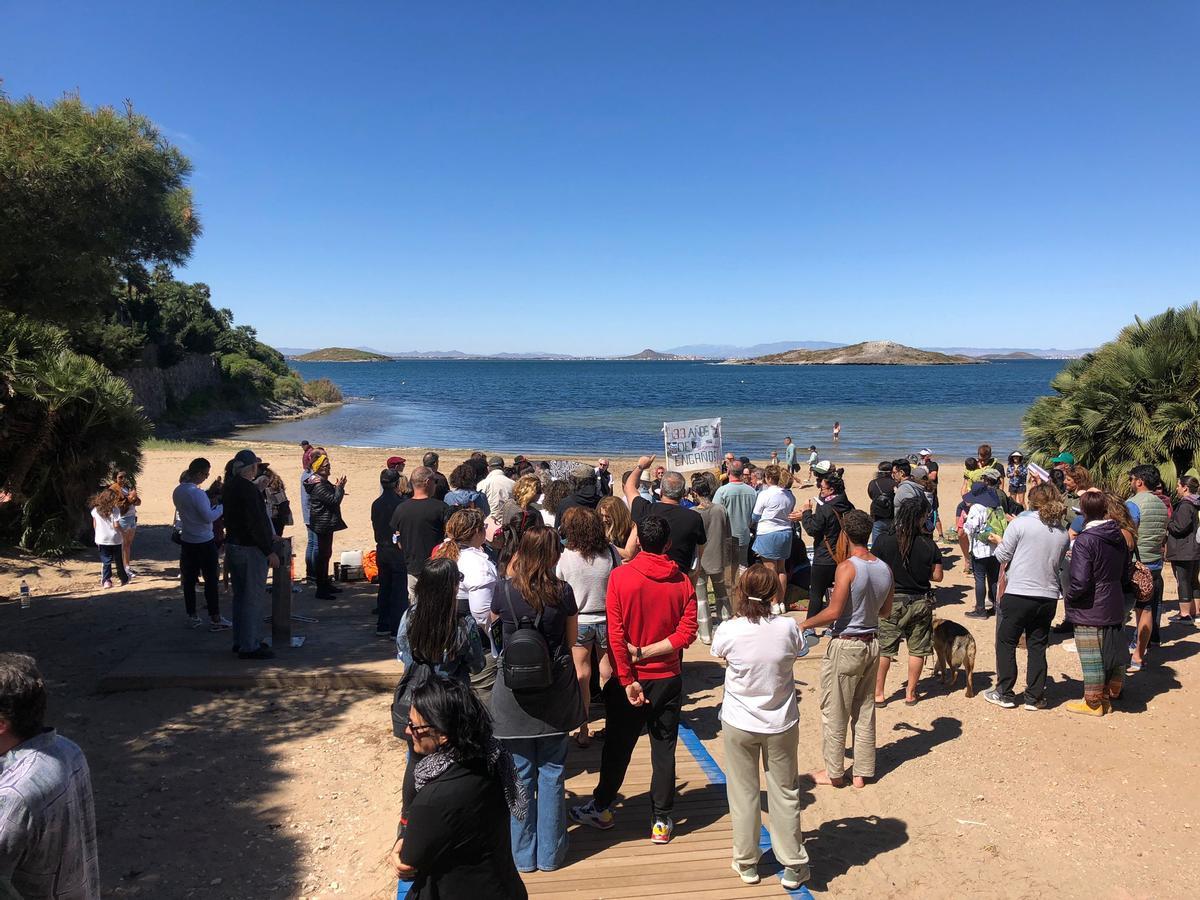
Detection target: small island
<box><xmin>292</xmin><ymin>347</ymin><xmax>391</xmax><ymax>362</ymax></box>
<box><xmin>728</xmin><ymin>340</ymin><xmax>984</xmax><ymax>366</ymax></box>
<box><xmin>617</xmin><ymin>348</ymin><xmax>691</xmax><ymax>361</ymax></box>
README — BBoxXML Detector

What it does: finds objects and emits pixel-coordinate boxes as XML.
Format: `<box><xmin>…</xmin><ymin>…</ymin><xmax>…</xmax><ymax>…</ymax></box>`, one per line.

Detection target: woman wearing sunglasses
<box><xmin>389</xmin><ymin>677</ymin><xmax>529</xmax><ymax>898</ymax></box>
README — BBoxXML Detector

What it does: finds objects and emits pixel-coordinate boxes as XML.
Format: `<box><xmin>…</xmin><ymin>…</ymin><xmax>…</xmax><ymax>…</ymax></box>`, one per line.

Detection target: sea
<box><xmin>240</xmin><ymin>359</ymin><xmax>1065</xmax><ymax>462</ymax></box>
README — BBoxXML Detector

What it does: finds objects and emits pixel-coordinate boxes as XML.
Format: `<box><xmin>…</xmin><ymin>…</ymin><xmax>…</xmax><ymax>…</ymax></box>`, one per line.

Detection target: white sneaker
<box><xmin>731</xmin><ymin>861</ymin><xmax>760</xmax><ymax>884</ymax></box>
<box><xmin>780</xmin><ymin>866</ymin><xmax>809</xmax><ymax>890</ymax></box>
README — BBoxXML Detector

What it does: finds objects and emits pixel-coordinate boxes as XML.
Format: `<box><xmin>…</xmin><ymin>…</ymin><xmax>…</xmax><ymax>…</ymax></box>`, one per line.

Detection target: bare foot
<box><xmin>852</xmin><ymin>775</ymin><xmax>870</xmax><ymax>789</ymax></box>
<box><xmin>806</xmin><ymin>769</ymin><xmax>845</xmax><ymax>787</ymax></box>
<box><xmin>874</xmin><ymin>695</ymin><xmax>886</xmax><ymax>705</ymax></box>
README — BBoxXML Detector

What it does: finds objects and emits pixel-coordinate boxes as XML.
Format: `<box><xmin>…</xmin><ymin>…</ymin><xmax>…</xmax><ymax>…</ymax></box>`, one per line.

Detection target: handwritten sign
<box><xmin>663</xmin><ymin>418</ymin><xmax>723</xmax><ymax>472</ymax></box>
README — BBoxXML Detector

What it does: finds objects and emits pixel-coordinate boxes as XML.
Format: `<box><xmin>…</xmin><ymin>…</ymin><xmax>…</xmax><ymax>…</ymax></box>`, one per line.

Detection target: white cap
<box><xmin>919</xmin><ymin>448</ymin><xmax>933</xmax><ymax>456</ymax></box>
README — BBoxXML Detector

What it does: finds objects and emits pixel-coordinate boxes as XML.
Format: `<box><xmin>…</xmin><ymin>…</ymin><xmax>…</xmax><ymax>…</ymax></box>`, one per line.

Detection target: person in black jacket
<box><xmin>389</xmin><ymin>677</ymin><xmax>529</xmax><ymax>900</ymax></box>
<box><xmin>866</xmin><ymin>461</ymin><xmax>896</xmax><ymax>546</ymax></box>
<box><xmin>222</xmin><ymin>449</ymin><xmax>280</xmax><ymax>659</ymax></box>
<box><xmin>372</xmin><ymin>469</ymin><xmax>409</xmax><ymax>638</ymax></box>
<box><xmin>305</xmin><ymin>453</ymin><xmax>348</xmax><ymax>600</ymax></box>
<box><xmin>796</xmin><ymin>472</ymin><xmax>855</xmax><ymax>640</ymax></box>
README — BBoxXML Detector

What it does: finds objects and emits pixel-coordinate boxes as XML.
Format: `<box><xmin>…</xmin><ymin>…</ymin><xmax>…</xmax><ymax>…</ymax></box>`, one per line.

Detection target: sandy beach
<box><xmin>2</xmin><ymin>440</ymin><xmax>1198</xmax><ymax>898</ymax></box>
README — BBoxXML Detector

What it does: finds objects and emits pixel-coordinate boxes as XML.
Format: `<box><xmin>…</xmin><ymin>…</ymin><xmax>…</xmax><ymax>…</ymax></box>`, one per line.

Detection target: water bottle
<box><xmin>19</xmin><ymin>579</ymin><xmax>31</xmax><ymax>609</ymax></box>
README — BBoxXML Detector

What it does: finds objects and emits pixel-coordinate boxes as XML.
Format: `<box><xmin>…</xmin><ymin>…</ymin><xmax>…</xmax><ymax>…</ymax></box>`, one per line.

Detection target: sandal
<box><xmin>1125</xmin><ymin>661</ymin><xmax>1142</xmax><ymax>674</ymax></box>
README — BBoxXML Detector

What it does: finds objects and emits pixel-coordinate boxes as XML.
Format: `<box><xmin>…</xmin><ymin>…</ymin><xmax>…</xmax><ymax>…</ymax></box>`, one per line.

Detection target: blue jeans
<box><xmin>99</xmin><ymin>545</ymin><xmax>128</xmax><ymax>584</ymax></box>
<box><xmin>228</xmin><ymin>543</ymin><xmax>269</xmax><ymax>652</ymax></box>
<box><xmin>505</xmin><ymin>734</ymin><xmax>569</xmax><ymax>871</ymax></box>
<box><xmin>305</xmin><ymin>527</ymin><xmax>319</xmax><ymax>581</ymax></box>
<box><xmin>869</xmin><ymin>519</ymin><xmax>890</xmax><ymax>548</ymax></box>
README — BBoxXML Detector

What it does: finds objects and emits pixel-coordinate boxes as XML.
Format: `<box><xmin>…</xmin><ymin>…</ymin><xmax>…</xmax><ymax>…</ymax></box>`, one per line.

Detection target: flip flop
<box><xmin>904</xmin><ymin>699</ymin><xmax>919</xmax><ymax>707</ymax></box>
<box><xmin>1126</xmin><ymin>662</ymin><xmax>1142</xmax><ymax>674</ymax></box>
<box><xmin>874</xmin><ymin>699</ymin><xmax>887</xmax><ymax>708</ymax></box>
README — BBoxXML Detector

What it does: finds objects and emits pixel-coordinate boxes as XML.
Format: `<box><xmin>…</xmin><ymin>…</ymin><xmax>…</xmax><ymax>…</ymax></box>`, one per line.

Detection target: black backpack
<box><xmin>869</xmin><ymin>481</ymin><xmax>895</xmax><ymax>520</ymax></box>
<box><xmin>498</xmin><ymin>581</ymin><xmax>553</xmax><ymax>691</ymax></box>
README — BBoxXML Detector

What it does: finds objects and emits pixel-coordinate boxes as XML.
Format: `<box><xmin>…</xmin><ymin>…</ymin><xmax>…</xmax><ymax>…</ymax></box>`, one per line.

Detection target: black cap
<box><xmin>233</xmin><ymin>448</ymin><xmax>262</xmax><ymax>470</ymax></box>
<box><xmin>380</xmin><ymin>468</ymin><xmax>400</xmax><ymax>486</ymax></box>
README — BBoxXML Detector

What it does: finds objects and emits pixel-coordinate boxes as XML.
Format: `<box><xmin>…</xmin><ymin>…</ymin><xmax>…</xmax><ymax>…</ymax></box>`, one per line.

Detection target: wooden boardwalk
<box><xmin>520</xmin><ymin>644</ymin><xmax>816</xmax><ymax>898</ymax></box>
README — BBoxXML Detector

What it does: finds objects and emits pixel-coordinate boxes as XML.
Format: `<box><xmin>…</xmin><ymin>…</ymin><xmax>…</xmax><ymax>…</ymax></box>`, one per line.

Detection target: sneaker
<box><xmin>770</xmin><ymin>602</ymin><xmax>784</xmax><ymax>615</ymax></box>
<box><xmin>1023</xmin><ymin>697</ymin><xmax>1047</xmax><ymax>710</ymax></box>
<box><xmin>650</xmin><ymin>816</ymin><xmax>673</xmax><ymax>844</ymax></box>
<box><xmin>731</xmin><ymin>861</ymin><xmax>760</xmax><ymax>885</ymax></box>
<box><xmin>699</xmin><ymin>635</ymin><xmax>712</xmax><ymax>645</ymax></box>
<box><xmin>964</xmin><ymin>609</ymin><xmax>988</xmax><ymax>619</ymax></box>
<box><xmin>1064</xmin><ymin>699</ymin><xmax>1106</xmax><ymax>717</ymax></box>
<box><xmin>209</xmin><ymin>617</ymin><xmax>232</xmax><ymax>632</ymax></box>
<box><xmin>780</xmin><ymin>866</ymin><xmax>809</xmax><ymax>890</ymax></box>
<box><xmin>568</xmin><ymin>800</ymin><xmax>614</xmax><ymax>831</ymax></box>
<box><xmin>1168</xmin><ymin>614</ymin><xmax>1195</xmax><ymax>624</ymax></box>
<box><xmin>983</xmin><ymin>689</ymin><xmax>1016</xmax><ymax>709</ymax></box>
<box><xmin>101</xmin><ymin>579</ymin><xmax>113</xmax><ymax>589</ymax></box>
<box><xmin>186</xmin><ymin>614</ymin><xmax>202</xmax><ymax>628</ymax></box>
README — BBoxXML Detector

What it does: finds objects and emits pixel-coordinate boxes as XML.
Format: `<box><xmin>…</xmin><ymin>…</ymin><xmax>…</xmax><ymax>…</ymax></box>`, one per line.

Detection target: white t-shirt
<box><xmin>91</xmin><ymin>508</ymin><xmax>122</xmax><ymax>546</ymax></box>
<box><xmin>711</xmin><ymin>614</ymin><xmax>806</xmax><ymax>734</ymax></box>
<box><xmin>752</xmin><ymin>485</ymin><xmax>795</xmax><ymax>534</ymax></box>
<box><xmin>964</xmin><ymin>503</ymin><xmax>1000</xmax><ymax>559</ymax></box>
<box><xmin>455</xmin><ymin>546</ymin><xmax>498</xmax><ymax>628</ymax></box>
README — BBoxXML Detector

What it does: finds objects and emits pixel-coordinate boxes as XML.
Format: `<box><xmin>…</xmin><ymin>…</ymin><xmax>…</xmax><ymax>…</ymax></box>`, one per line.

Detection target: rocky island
<box><xmin>728</xmin><ymin>340</ymin><xmax>983</xmax><ymax>365</ymax></box>
<box><xmin>292</xmin><ymin>347</ymin><xmax>392</xmax><ymax>362</ymax></box>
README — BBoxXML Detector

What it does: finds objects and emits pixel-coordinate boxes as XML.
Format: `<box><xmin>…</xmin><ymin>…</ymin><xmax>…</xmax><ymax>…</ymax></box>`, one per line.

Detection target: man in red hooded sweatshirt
<box><xmin>569</xmin><ymin>515</ymin><xmax>698</xmax><ymax>845</ymax></box>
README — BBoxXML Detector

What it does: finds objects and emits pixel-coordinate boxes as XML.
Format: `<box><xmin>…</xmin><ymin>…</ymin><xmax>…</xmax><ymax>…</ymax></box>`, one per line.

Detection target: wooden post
<box><xmin>272</xmin><ymin>536</ymin><xmax>293</xmax><ymax>647</ymax></box>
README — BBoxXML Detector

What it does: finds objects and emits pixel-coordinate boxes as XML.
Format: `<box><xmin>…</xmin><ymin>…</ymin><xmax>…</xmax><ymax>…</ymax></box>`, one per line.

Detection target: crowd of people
<box><xmin>46</xmin><ymin>433</ymin><xmax>1196</xmax><ymax>896</ymax></box>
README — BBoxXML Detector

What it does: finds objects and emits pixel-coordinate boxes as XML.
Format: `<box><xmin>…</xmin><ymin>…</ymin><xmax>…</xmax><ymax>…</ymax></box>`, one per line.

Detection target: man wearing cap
<box><xmin>918</xmin><ymin>450</ymin><xmax>945</xmax><ymax>541</ymax></box>
<box><xmin>222</xmin><ymin>449</ymin><xmax>280</xmax><ymax>659</ymax></box>
<box><xmin>372</xmin><ymin>469</ymin><xmax>409</xmax><ymax>638</ymax></box>
<box><xmin>477</xmin><ymin>456</ymin><xmax>515</xmax><ymax>520</ymax></box>
<box><xmin>385</xmin><ymin>456</ymin><xmax>410</xmax><ymax>496</ymax></box>
<box><xmin>867</xmin><ymin>461</ymin><xmax>897</xmax><ymax>547</ymax></box>
<box><xmin>1050</xmin><ymin>451</ymin><xmax>1076</xmax><ymax>472</ymax></box>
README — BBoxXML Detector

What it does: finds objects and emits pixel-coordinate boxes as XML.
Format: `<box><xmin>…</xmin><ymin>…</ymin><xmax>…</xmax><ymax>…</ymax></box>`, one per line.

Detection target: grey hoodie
<box><xmin>994</xmin><ymin>510</ymin><xmax>1070</xmax><ymax>599</ymax></box>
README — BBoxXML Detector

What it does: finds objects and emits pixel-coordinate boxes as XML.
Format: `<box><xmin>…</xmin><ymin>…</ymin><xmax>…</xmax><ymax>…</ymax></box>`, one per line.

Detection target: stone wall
<box><xmin>120</xmin><ymin>353</ymin><xmax>221</xmax><ymax>420</ymax></box>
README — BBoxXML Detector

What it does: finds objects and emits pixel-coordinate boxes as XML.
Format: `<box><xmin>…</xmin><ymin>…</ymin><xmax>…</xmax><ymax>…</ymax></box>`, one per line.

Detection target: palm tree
<box><xmin>1024</xmin><ymin>304</ymin><xmax>1200</xmax><ymax>490</ymax></box>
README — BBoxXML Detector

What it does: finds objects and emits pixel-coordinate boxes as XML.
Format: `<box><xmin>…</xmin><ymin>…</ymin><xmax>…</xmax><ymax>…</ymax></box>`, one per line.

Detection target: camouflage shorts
<box><xmin>877</xmin><ymin>593</ymin><xmax>933</xmax><ymax>658</ymax></box>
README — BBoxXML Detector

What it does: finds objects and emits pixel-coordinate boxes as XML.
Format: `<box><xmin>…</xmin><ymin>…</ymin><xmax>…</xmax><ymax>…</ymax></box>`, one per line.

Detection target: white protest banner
<box><xmin>662</xmin><ymin>418</ymin><xmax>723</xmax><ymax>472</ymax></box>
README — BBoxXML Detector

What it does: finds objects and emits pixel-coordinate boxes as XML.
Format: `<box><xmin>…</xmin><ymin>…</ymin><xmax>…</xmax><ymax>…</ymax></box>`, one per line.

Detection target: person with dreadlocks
<box><xmin>870</xmin><ymin>496</ymin><xmax>943</xmax><ymax>706</ymax></box>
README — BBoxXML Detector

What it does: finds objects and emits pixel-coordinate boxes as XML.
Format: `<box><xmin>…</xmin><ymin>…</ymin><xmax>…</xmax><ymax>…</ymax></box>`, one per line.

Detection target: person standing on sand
<box><xmin>714</xmin><ymin>461</ymin><xmax>757</xmax><ymax>571</ymax></box>
<box><xmin>872</xmin><ymin>497</ymin><xmax>942</xmax><ymax>707</ymax></box>
<box><xmin>88</xmin><ymin>487</ymin><xmax>128</xmax><ymax>589</ymax></box>
<box><xmin>479</xmin><ymin>456</ymin><xmax>516</xmax><ymax>521</ymax></box>
<box><xmin>624</xmin><ymin>457</ymin><xmax>706</xmax><ymax>574</ymax></box>
<box><xmin>112</xmin><ymin>471</ymin><xmax>141</xmax><ymax>577</ymax></box>
<box><xmin>1128</xmin><ymin>464</ymin><xmax>1169</xmax><ymax>669</ymax></box>
<box><xmin>172</xmin><ymin>457</ymin><xmax>231</xmax><ymax>631</ymax></box>
<box><xmin>784</xmin><ymin>436</ymin><xmax>798</xmax><ymax>475</ymax></box>
<box><xmin>372</xmin><ymin>468</ymin><xmax>409</xmax><ymax>639</ymax></box>
<box><xmin>797</xmin><ymin>510</ymin><xmax>893</xmax><ymax>788</ymax></box>
<box><xmin>0</xmin><ymin>652</ymin><xmax>100</xmax><ymax>900</ymax></box>
<box><xmin>596</xmin><ymin>459</ymin><xmax>613</xmax><ymax>497</ymax></box>
<box><xmin>962</xmin><ymin>468</ymin><xmax>1007</xmax><ymax>619</ymax></box>
<box><xmin>691</xmin><ymin>473</ymin><xmax>733</xmax><ymax>643</ymax></box>
<box><xmin>751</xmin><ymin>465</ymin><xmax>795</xmax><ymax>606</ymax></box>
<box><xmin>423</xmin><ymin>452</ymin><xmax>451</xmax><ymax>501</ymax></box>
<box><xmin>1165</xmin><ymin>475</ymin><xmax>1200</xmax><ymax>625</ymax></box>
<box><xmin>386</xmin><ymin>456</ymin><xmax>411</xmax><ymax>496</ymax></box>
<box><xmin>867</xmin><ymin>461</ymin><xmax>897</xmax><ymax>547</ymax></box>
<box><xmin>305</xmin><ymin>453</ymin><xmax>348</xmax><ymax>600</ymax></box>
<box><xmin>796</xmin><ymin>471</ymin><xmax>855</xmax><ymax>641</ymax></box>
<box><xmin>300</xmin><ymin>444</ymin><xmax>322</xmax><ymax>584</ymax></box>
<box><xmin>804</xmin><ymin>446</ymin><xmax>819</xmax><ymax>486</ymax></box>
<box><xmin>569</xmin><ymin>515</ymin><xmax>697</xmax><ymax>845</ymax></box>
<box><xmin>223</xmin><ymin>449</ymin><xmax>280</xmax><ymax>660</ymax></box>
<box><xmin>918</xmin><ymin>449</ymin><xmax>946</xmax><ymax>542</ymax></box>
<box><xmin>391</xmin><ymin>467</ymin><xmax>451</xmax><ymax>596</ymax></box>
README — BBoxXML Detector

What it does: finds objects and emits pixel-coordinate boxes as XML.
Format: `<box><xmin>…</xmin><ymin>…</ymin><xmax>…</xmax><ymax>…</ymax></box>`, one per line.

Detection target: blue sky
<box><xmin>4</xmin><ymin>2</ymin><xmax>1197</xmax><ymax>355</ymax></box>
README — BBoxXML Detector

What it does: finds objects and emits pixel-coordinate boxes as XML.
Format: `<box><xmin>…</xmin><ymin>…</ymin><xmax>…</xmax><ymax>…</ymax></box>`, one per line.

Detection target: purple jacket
<box><xmin>1066</xmin><ymin>520</ymin><xmax>1132</xmax><ymax>627</ymax></box>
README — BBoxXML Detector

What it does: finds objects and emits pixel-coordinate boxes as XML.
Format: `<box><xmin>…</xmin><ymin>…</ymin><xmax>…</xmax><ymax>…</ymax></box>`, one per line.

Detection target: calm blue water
<box><xmin>242</xmin><ymin>359</ymin><xmax>1063</xmax><ymax>461</ymax></box>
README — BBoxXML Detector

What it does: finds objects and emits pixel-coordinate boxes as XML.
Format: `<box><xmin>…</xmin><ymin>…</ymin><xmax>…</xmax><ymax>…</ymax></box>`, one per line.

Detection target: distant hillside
<box><xmin>292</xmin><ymin>347</ymin><xmax>391</xmax><ymax>362</ymax></box>
<box><xmin>979</xmin><ymin>351</ymin><xmax>1040</xmax><ymax>360</ymax></box>
<box><xmin>666</xmin><ymin>340</ymin><xmax>843</xmax><ymax>358</ymax></box>
<box><xmin>924</xmin><ymin>345</ymin><xmax>1092</xmax><ymax>359</ymax></box>
<box><xmin>618</xmin><ymin>348</ymin><xmax>690</xmax><ymax>361</ymax></box>
<box><xmin>733</xmin><ymin>341</ymin><xmax>983</xmax><ymax>366</ymax></box>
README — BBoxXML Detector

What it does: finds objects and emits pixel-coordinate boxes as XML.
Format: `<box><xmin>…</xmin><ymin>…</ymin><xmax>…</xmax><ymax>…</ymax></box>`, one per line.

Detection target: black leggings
<box><xmin>1172</xmin><ymin>560</ymin><xmax>1199</xmax><ymax>605</ymax></box>
<box><xmin>315</xmin><ymin>532</ymin><xmax>334</xmax><ymax>589</ymax></box>
<box><xmin>808</xmin><ymin>564</ymin><xmax>838</xmax><ymax>619</ymax></box>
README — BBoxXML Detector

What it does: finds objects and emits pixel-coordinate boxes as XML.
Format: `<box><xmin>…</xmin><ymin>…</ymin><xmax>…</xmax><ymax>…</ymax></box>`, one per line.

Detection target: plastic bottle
<box><xmin>19</xmin><ymin>579</ymin><xmax>31</xmax><ymax>609</ymax></box>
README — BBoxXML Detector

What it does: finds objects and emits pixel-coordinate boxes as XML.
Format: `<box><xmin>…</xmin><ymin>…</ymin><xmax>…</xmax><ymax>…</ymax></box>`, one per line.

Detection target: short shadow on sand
<box><xmin>933</xmin><ymin>583</ymin><xmax>970</xmax><ymax>607</ymax></box>
<box><xmin>801</xmin><ymin>815</ymin><xmax>909</xmax><ymax>891</ymax></box>
<box><xmin>873</xmin><ymin>716</ymin><xmax>962</xmax><ymax>779</ymax></box>
<box><xmin>1049</xmin><ymin>639</ymin><xmax>1196</xmax><ymax>712</ymax></box>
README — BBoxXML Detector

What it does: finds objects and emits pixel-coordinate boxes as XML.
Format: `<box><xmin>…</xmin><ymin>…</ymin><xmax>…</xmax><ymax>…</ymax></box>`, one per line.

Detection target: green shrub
<box><xmin>304</xmin><ymin>377</ymin><xmax>343</xmax><ymax>404</ymax></box>
<box><xmin>273</xmin><ymin>372</ymin><xmax>305</xmax><ymax>401</ymax></box>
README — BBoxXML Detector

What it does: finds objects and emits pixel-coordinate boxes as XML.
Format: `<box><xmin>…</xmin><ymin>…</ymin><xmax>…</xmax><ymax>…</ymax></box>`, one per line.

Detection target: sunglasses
<box><xmin>404</xmin><ymin>720</ymin><xmax>434</xmax><ymax>737</ymax></box>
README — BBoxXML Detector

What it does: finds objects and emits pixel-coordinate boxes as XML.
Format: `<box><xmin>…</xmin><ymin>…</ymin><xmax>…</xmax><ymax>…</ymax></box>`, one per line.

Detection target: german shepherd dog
<box><xmin>932</xmin><ymin>618</ymin><xmax>977</xmax><ymax>697</ymax></box>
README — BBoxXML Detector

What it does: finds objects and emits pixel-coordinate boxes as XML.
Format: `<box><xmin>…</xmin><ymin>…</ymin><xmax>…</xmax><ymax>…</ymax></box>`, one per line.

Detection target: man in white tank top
<box><xmin>797</xmin><ymin>510</ymin><xmax>893</xmax><ymax>788</ymax></box>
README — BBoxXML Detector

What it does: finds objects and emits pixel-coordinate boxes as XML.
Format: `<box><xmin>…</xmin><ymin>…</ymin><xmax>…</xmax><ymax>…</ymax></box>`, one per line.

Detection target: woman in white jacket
<box><xmin>431</xmin><ymin>508</ymin><xmax>499</xmax><ymax>698</ymax></box>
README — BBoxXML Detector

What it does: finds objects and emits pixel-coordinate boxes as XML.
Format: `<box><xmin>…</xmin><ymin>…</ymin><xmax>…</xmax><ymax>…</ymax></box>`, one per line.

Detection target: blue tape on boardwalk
<box><xmin>678</xmin><ymin>721</ymin><xmax>815</xmax><ymax>898</ymax></box>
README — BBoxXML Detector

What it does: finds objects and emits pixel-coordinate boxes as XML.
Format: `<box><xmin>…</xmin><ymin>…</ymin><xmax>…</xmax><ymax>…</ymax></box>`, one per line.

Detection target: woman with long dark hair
<box><xmin>388</xmin><ymin>676</ymin><xmax>529</xmax><ymax>899</ymax></box>
<box><xmin>557</xmin><ymin>507</ymin><xmax>620</xmax><ymax>747</ymax></box>
<box><xmin>432</xmin><ymin>508</ymin><xmax>499</xmax><ymax>697</ymax></box>
<box><xmin>490</xmin><ymin>525</ymin><xmax>583</xmax><ymax>873</ymax></box>
<box><xmin>90</xmin><ymin>486</ymin><xmax>128</xmax><ymax>588</ymax></box>
<box><xmin>1166</xmin><ymin>475</ymin><xmax>1200</xmax><ymax>625</ymax></box>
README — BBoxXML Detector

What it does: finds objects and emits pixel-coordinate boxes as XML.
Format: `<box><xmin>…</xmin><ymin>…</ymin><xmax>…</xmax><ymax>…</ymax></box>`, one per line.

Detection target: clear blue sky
<box><xmin>4</xmin><ymin>2</ymin><xmax>1198</xmax><ymax>355</ymax></box>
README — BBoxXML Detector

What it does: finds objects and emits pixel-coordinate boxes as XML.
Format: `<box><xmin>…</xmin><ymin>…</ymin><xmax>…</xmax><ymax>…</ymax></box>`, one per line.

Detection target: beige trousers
<box><xmin>723</xmin><ymin>722</ymin><xmax>811</xmax><ymax>875</ymax></box>
<box><xmin>819</xmin><ymin>637</ymin><xmax>880</xmax><ymax>778</ymax></box>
